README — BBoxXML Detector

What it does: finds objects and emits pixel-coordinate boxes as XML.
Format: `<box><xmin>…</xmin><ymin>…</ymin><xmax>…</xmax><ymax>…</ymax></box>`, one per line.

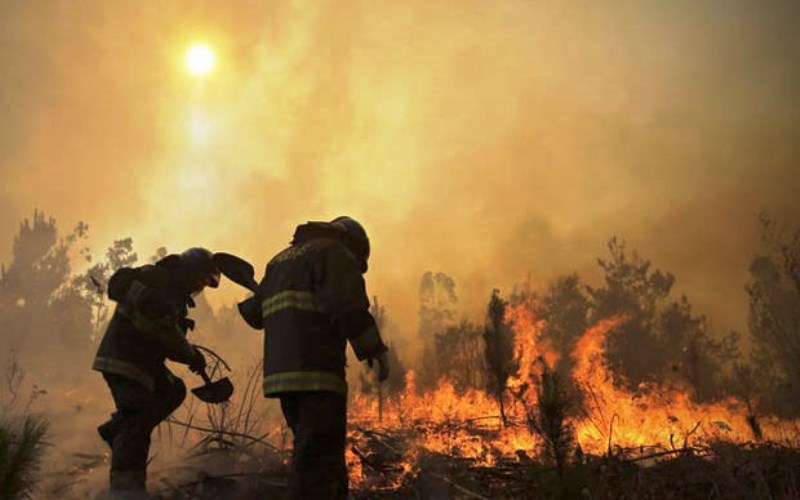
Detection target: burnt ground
<box><xmin>142</xmin><ymin>441</ymin><xmax>800</xmax><ymax>500</ymax></box>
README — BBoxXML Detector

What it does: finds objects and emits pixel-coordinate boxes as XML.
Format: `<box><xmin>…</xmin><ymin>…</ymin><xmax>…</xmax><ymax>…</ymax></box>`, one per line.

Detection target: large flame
<box><xmin>347</xmin><ymin>302</ymin><xmax>800</xmax><ymax>487</ymax></box>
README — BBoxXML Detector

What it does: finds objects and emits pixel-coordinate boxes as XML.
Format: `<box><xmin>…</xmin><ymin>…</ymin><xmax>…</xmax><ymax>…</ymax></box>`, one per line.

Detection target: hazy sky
<box><xmin>2</xmin><ymin>0</ymin><xmax>799</xmax><ymax>338</ymax></box>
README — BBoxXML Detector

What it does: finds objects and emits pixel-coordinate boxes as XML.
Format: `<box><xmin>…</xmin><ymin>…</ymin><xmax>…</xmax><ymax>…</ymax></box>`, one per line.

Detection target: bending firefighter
<box><xmin>93</xmin><ymin>248</ymin><xmax>221</xmax><ymax>497</ymax></box>
<box><xmin>239</xmin><ymin>216</ymin><xmax>390</xmax><ymax>499</ymax></box>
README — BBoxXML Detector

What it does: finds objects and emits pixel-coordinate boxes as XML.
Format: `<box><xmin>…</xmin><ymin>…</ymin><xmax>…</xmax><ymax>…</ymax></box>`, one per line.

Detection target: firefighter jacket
<box><xmin>246</xmin><ymin>224</ymin><xmax>388</xmax><ymax>397</ymax></box>
<box><xmin>92</xmin><ymin>258</ymin><xmax>198</xmax><ymax>391</ymax></box>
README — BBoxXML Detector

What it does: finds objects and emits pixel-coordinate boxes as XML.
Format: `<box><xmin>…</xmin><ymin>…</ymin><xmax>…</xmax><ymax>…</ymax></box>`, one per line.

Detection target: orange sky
<box><xmin>2</xmin><ymin>0</ymin><xmax>799</xmax><ymax>341</ymax></box>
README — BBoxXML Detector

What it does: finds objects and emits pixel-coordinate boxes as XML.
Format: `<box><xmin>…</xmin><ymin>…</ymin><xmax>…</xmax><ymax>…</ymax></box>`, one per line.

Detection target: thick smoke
<box><xmin>2</xmin><ymin>0</ymin><xmax>799</xmax><ymax>353</ymax></box>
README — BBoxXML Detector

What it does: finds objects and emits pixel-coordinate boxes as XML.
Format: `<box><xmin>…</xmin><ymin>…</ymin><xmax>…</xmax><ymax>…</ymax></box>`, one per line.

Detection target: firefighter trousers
<box><xmin>100</xmin><ymin>369</ymin><xmax>186</xmax><ymax>494</ymax></box>
<box><xmin>280</xmin><ymin>391</ymin><xmax>348</xmax><ymax>499</ymax></box>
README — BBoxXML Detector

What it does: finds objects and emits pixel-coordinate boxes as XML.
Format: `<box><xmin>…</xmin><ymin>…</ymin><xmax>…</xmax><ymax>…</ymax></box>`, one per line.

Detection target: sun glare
<box><xmin>186</xmin><ymin>44</ymin><xmax>215</xmax><ymax>76</ymax></box>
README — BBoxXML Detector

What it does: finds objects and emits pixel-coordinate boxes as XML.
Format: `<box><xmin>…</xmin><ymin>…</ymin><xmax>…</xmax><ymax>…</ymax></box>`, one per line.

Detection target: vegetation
<box><xmin>483</xmin><ymin>289</ymin><xmax>517</xmax><ymax>426</ymax></box>
<box><xmin>0</xmin><ymin>416</ymin><xmax>49</xmax><ymax>500</ymax></box>
<box><xmin>2</xmin><ymin>208</ymin><xmax>800</xmax><ymax>498</ymax></box>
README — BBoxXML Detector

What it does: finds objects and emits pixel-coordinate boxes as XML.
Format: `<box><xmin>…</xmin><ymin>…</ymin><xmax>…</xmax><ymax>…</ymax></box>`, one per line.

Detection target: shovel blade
<box><xmin>213</xmin><ymin>253</ymin><xmax>259</xmax><ymax>292</ymax></box>
<box><xmin>191</xmin><ymin>377</ymin><xmax>234</xmax><ymax>404</ymax></box>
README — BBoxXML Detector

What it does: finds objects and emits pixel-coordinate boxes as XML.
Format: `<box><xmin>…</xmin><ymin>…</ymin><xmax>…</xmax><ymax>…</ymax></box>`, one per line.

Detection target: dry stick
<box><xmin>623</xmin><ymin>447</ymin><xmax>702</xmax><ymax>464</ymax></box>
<box><xmin>585</xmin><ymin>382</ymin><xmax>607</xmax><ymax>427</ymax></box>
<box><xmin>235</xmin><ymin>359</ymin><xmax>259</xmax><ymax>432</ymax></box>
<box><xmin>242</xmin><ymin>361</ymin><xmax>264</xmax><ymax>438</ymax></box>
<box><xmin>194</xmin><ymin>345</ymin><xmax>232</xmax><ymax>372</ymax></box>
<box><xmin>427</xmin><ymin>473</ymin><xmax>490</xmax><ymax>500</ymax></box>
<box><xmin>167</xmin><ymin>418</ymin><xmax>277</xmax><ymax>450</ymax></box>
<box><xmin>464</xmin><ymin>415</ymin><xmax>503</xmax><ymax>424</ymax></box>
<box><xmin>350</xmin><ymin>446</ymin><xmax>400</xmax><ymax>473</ymax></box>
<box><xmin>607</xmin><ymin>413</ymin><xmax>619</xmax><ymax>456</ymax></box>
<box><xmin>354</xmin><ymin>426</ymin><xmax>403</xmax><ymax>456</ymax></box>
<box><xmin>682</xmin><ymin>421</ymin><xmax>702</xmax><ymax>449</ymax></box>
<box><xmin>233</xmin><ymin>364</ymin><xmax>253</xmax><ymax>429</ymax></box>
<box><xmin>577</xmin><ymin>406</ymin><xmax>606</xmax><ymax>438</ymax></box>
<box><xmin>179</xmin><ymin>411</ymin><xmax>194</xmax><ymax>449</ymax></box>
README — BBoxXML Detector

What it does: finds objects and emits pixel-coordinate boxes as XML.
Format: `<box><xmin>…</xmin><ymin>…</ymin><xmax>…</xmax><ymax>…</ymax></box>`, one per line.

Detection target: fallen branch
<box><xmin>683</xmin><ymin>421</ymin><xmax>702</xmax><ymax>449</ymax></box>
<box><xmin>624</xmin><ymin>447</ymin><xmax>702</xmax><ymax>463</ymax></box>
<box><xmin>350</xmin><ymin>446</ymin><xmax>402</xmax><ymax>473</ymax></box>
<box><xmin>354</xmin><ymin>426</ymin><xmax>403</xmax><ymax>456</ymax></box>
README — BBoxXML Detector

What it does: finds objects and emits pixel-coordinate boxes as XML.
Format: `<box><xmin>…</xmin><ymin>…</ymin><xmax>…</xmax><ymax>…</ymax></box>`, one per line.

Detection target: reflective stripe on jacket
<box><xmin>92</xmin><ymin>263</ymin><xmax>195</xmax><ymax>390</ymax></box>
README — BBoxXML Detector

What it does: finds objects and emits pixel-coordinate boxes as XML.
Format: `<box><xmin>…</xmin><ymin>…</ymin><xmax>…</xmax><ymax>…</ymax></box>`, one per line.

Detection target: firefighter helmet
<box><xmin>330</xmin><ymin>216</ymin><xmax>370</xmax><ymax>273</ymax></box>
<box><xmin>180</xmin><ymin>247</ymin><xmax>221</xmax><ymax>289</ymax></box>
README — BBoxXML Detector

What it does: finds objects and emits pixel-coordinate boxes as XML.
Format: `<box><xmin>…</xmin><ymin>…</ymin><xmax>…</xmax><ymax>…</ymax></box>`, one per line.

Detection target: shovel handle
<box><xmin>199</xmin><ymin>369</ymin><xmax>212</xmax><ymax>385</ymax></box>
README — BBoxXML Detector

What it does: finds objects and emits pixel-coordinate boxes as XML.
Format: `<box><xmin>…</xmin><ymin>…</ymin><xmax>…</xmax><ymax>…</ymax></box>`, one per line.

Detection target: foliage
<box><xmin>587</xmin><ymin>237</ymin><xmax>736</xmax><ymax>400</ymax></box>
<box><xmin>0</xmin><ymin>416</ymin><xmax>49</xmax><ymax>500</ymax></box>
<box><xmin>483</xmin><ymin>289</ymin><xmax>517</xmax><ymax>426</ymax></box>
<box><xmin>523</xmin><ymin>359</ymin><xmax>576</xmax><ymax>473</ymax></box>
<box><xmin>744</xmin><ymin>215</ymin><xmax>800</xmax><ymax>415</ymax></box>
<box><xmin>431</xmin><ymin>321</ymin><xmax>485</xmax><ymax>392</ymax></box>
<box><xmin>534</xmin><ymin>274</ymin><xmax>590</xmax><ymax>373</ymax></box>
<box><xmin>71</xmin><ymin>237</ymin><xmax>138</xmax><ymax>343</ymax></box>
<box><xmin>418</xmin><ymin>272</ymin><xmax>458</xmax><ymax>389</ymax></box>
<box><xmin>0</xmin><ymin>210</ymin><xmax>94</xmax><ymax>381</ymax></box>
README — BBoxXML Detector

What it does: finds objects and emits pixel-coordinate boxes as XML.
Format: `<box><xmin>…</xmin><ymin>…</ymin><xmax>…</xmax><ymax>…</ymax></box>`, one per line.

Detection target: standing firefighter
<box><xmin>238</xmin><ymin>216</ymin><xmax>390</xmax><ymax>499</ymax></box>
<box><xmin>93</xmin><ymin>247</ymin><xmax>221</xmax><ymax>497</ymax></box>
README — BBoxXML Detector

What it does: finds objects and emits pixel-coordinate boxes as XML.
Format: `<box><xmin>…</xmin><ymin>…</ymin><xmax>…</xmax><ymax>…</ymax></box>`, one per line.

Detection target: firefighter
<box><xmin>238</xmin><ymin>216</ymin><xmax>389</xmax><ymax>499</ymax></box>
<box><xmin>93</xmin><ymin>247</ymin><xmax>221</xmax><ymax>497</ymax></box>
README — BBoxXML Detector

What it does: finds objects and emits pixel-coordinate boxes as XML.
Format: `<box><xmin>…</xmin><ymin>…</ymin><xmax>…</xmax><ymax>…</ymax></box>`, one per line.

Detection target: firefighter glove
<box><xmin>188</xmin><ymin>346</ymin><xmax>206</xmax><ymax>374</ymax></box>
<box><xmin>367</xmin><ymin>351</ymin><xmax>389</xmax><ymax>382</ymax></box>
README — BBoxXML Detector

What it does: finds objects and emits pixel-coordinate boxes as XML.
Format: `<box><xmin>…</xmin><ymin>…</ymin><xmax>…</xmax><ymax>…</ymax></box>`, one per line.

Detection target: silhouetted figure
<box><xmin>239</xmin><ymin>216</ymin><xmax>389</xmax><ymax>499</ymax></box>
<box><xmin>93</xmin><ymin>248</ymin><xmax>221</xmax><ymax>498</ymax></box>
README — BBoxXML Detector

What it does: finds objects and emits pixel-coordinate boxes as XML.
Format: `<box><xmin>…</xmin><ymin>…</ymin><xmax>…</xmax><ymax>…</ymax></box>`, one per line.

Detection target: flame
<box><xmin>347</xmin><ymin>302</ymin><xmax>800</xmax><ymax>487</ymax></box>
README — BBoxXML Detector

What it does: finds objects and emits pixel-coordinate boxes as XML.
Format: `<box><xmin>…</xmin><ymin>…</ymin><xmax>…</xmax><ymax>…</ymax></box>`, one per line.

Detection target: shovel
<box><xmin>212</xmin><ymin>252</ymin><xmax>259</xmax><ymax>292</ymax></box>
<box><xmin>213</xmin><ymin>252</ymin><xmax>264</xmax><ymax>329</ymax></box>
<box><xmin>191</xmin><ymin>369</ymin><xmax>234</xmax><ymax>404</ymax></box>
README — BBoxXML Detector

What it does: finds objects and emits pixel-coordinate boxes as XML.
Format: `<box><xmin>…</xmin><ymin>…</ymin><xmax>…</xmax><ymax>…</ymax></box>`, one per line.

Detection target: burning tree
<box><xmin>526</xmin><ymin>360</ymin><xmax>576</xmax><ymax>473</ymax></box>
<box><xmin>483</xmin><ymin>289</ymin><xmax>517</xmax><ymax>427</ymax></box>
<box><xmin>587</xmin><ymin>237</ymin><xmax>734</xmax><ymax>400</ymax></box>
<box><xmin>534</xmin><ymin>274</ymin><xmax>590</xmax><ymax>374</ymax></box>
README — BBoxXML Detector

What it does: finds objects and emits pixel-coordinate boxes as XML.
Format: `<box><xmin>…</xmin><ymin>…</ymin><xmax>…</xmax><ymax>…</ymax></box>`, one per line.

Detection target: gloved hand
<box><xmin>179</xmin><ymin>317</ymin><xmax>196</xmax><ymax>332</ymax></box>
<box><xmin>367</xmin><ymin>351</ymin><xmax>390</xmax><ymax>382</ymax></box>
<box><xmin>188</xmin><ymin>346</ymin><xmax>206</xmax><ymax>374</ymax></box>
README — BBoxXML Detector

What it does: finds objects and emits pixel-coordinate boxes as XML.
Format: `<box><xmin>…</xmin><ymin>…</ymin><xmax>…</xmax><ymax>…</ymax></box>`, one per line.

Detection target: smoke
<box><xmin>2</xmin><ymin>0</ymin><xmax>800</xmax><ymax>336</ymax></box>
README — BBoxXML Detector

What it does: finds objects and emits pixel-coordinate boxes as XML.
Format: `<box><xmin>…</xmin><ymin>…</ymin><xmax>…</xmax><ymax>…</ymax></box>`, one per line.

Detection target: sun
<box><xmin>186</xmin><ymin>44</ymin><xmax>216</xmax><ymax>76</ymax></box>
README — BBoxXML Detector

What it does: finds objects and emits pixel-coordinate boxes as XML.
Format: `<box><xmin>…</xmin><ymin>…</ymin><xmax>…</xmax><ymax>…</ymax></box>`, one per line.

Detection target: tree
<box><xmin>587</xmin><ymin>237</ymin><xmax>732</xmax><ymax>398</ymax></box>
<box><xmin>0</xmin><ymin>211</ymin><xmax>93</xmax><ymax>380</ymax></box>
<box><xmin>71</xmin><ymin>237</ymin><xmax>138</xmax><ymax>343</ymax></box>
<box><xmin>535</xmin><ymin>274</ymin><xmax>590</xmax><ymax>373</ymax></box>
<box><xmin>745</xmin><ymin>215</ymin><xmax>800</xmax><ymax>415</ymax></box>
<box><xmin>483</xmin><ymin>289</ymin><xmax>517</xmax><ymax>426</ymax></box>
<box><xmin>418</xmin><ymin>272</ymin><xmax>458</xmax><ymax>388</ymax></box>
<box><xmin>433</xmin><ymin>320</ymin><xmax>485</xmax><ymax>392</ymax></box>
<box><xmin>358</xmin><ymin>297</ymin><xmax>408</xmax><ymax>422</ymax></box>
